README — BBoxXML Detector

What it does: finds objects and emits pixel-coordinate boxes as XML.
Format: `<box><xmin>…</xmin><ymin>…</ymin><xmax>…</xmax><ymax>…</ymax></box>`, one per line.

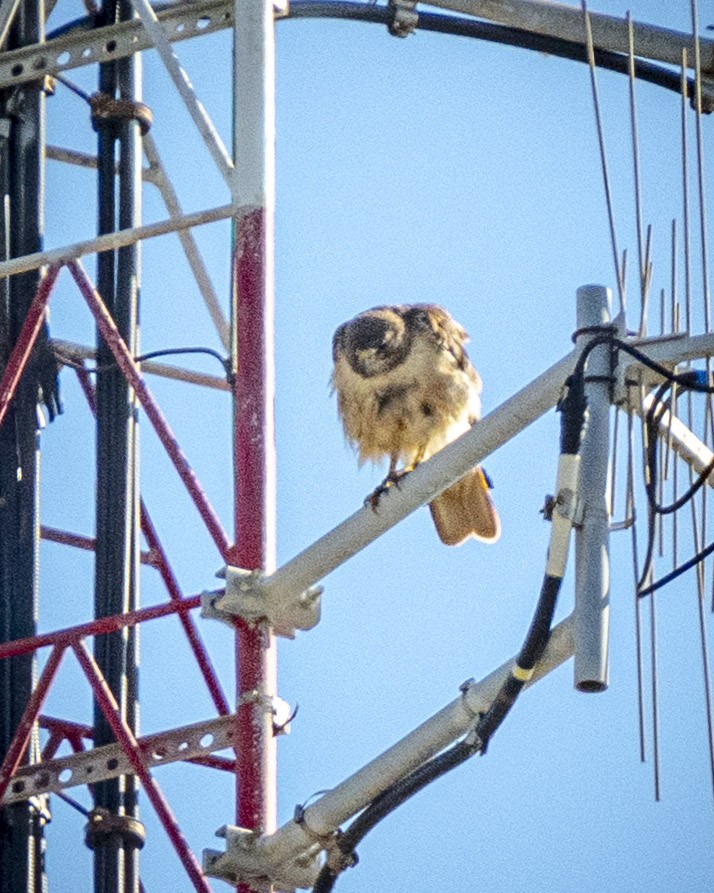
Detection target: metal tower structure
<box><xmin>0</xmin><ymin>1</ymin><xmax>712</xmax><ymax>891</ymax></box>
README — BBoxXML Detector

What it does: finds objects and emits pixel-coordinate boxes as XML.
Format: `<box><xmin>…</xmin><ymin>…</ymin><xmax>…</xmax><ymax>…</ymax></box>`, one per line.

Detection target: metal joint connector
<box><xmin>387</xmin><ymin>0</ymin><xmax>418</xmax><ymax>38</ymax></box>
<box><xmin>541</xmin><ymin>489</ymin><xmax>582</xmax><ymax>526</ymax></box>
<box><xmin>201</xmin><ymin>567</ymin><xmax>322</xmax><ymax>638</ymax></box>
<box><xmin>203</xmin><ymin>825</ymin><xmax>320</xmax><ymax>891</ymax></box>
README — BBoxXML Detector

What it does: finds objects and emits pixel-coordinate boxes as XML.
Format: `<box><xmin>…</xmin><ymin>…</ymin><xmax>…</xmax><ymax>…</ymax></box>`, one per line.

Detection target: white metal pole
<box><xmin>574</xmin><ymin>284</ymin><xmax>612</xmax><ymax>691</ymax></box>
<box><xmin>204</xmin><ymin>616</ymin><xmax>575</xmax><ymax>886</ymax></box>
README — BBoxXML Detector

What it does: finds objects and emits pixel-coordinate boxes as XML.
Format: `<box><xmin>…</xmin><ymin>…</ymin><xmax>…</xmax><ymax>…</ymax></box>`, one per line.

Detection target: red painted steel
<box><xmin>73</xmin><ymin>364</ymin><xmax>231</xmax><ymax>717</ymax></box>
<box><xmin>0</xmin><ymin>645</ymin><xmax>66</xmax><ymax>804</ymax></box>
<box><xmin>232</xmin><ymin>206</ymin><xmax>278</xmax><ymax>859</ymax></box>
<box><xmin>140</xmin><ymin>506</ymin><xmax>230</xmax><ymax>717</ymax></box>
<box><xmin>40</xmin><ymin>525</ymin><xmax>154</xmax><ymax>565</ymax></box>
<box><xmin>39</xmin><ymin>716</ymin><xmax>92</xmax><ymax>759</ymax></box>
<box><xmin>67</xmin><ymin>258</ymin><xmax>232</xmax><ymax>560</ymax></box>
<box><xmin>73</xmin><ymin>641</ymin><xmax>212</xmax><ymax>893</ymax></box>
<box><xmin>0</xmin><ymin>594</ymin><xmax>203</xmax><ymax>661</ymax></box>
<box><xmin>0</xmin><ymin>262</ymin><xmax>61</xmax><ymax>429</ymax></box>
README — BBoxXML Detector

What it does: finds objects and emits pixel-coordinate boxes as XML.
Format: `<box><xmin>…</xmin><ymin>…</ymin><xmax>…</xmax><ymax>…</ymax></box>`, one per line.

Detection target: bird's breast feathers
<box><xmin>332</xmin><ymin>328</ymin><xmax>481</xmax><ymax>465</ymax></box>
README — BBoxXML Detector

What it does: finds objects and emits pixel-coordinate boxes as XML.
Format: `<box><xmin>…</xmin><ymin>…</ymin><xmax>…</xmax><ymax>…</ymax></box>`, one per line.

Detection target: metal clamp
<box><xmin>201</xmin><ymin>567</ymin><xmax>322</xmax><ymax>639</ymax></box>
<box><xmin>203</xmin><ymin>825</ymin><xmax>320</xmax><ymax>892</ymax></box>
<box><xmin>387</xmin><ymin>0</ymin><xmax>418</xmax><ymax>38</ymax></box>
<box><xmin>85</xmin><ymin>807</ymin><xmax>146</xmax><ymax>851</ymax></box>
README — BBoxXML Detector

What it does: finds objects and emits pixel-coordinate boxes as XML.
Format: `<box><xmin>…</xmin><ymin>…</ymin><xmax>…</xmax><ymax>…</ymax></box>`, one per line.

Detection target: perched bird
<box><xmin>331</xmin><ymin>303</ymin><xmax>500</xmax><ymax>545</ymax></box>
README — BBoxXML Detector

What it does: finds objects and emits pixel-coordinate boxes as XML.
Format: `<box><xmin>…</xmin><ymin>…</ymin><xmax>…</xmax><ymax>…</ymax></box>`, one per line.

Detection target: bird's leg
<box><xmin>365</xmin><ymin>448</ymin><xmax>427</xmax><ymax>510</ymax></box>
<box><xmin>365</xmin><ymin>454</ymin><xmax>401</xmax><ymax>510</ymax></box>
<box><xmin>398</xmin><ymin>445</ymin><xmax>426</xmax><ymax>479</ymax></box>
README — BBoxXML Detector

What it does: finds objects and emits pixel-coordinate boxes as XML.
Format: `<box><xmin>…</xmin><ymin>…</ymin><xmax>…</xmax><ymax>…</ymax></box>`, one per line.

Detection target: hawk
<box><xmin>331</xmin><ymin>303</ymin><xmax>500</xmax><ymax>546</ymax></box>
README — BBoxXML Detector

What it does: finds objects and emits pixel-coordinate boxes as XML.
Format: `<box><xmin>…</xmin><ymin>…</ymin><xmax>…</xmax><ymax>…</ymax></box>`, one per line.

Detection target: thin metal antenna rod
<box><xmin>681</xmin><ymin>52</ymin><xmax>693</xmax><ymax>335</ymax></box>
<box><xmin>695</xmin><ymin>549</ymin><xmax>714</xmax><ymax>812</ymax></box>
<box><xmin>639</xmin><ymin>383</ymin><xmax>660</xmax><ymax>799</ymax></box>
<box><xmin>627</xmin><ymin>12</ymin><xmax>647</xmax><ymax>337</ymax></box>
<box><xmin>581</xmin><ymin>0</ymin><xmax>625</xmax><ymax>315</ymax></box>
<box><xmin>690</xmin><ymin>0</ymin><xmax>711</xmax><ymax>333</ymax></box>
<box><xmin>627</xmin><ymin>388</ymin><xmax>647</xmax><ymax>763</ymax></box>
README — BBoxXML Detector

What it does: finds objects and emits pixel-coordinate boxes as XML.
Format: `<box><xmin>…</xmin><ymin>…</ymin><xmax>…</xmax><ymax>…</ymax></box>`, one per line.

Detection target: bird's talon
<box><xmin>366</xmin><ymin>480</ymin><xmax>391</xmax><ymax>511</ymax></box>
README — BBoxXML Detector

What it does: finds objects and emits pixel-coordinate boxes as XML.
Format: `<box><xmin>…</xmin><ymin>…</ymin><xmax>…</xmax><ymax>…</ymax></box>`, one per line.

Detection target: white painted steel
<box><xmin>573</xmin><ymin>284</ymin><xmax>612</xmax><ymax>692</ymax></box>
<box><xmin>129</xmin><ymin>0</ymin><xmax>237</xmax><ymax>192</ymax></box>
<box><xmin>0</xmin><ymin>203</ymin><xmax>234</xmax><ymax>278</ymax></box>
<box><xmin>423</xmin><ymin>0</ymin><xmax>714</xmax><ymax>73</ymax></box>
<box><xmin>230</xmin><ymin>617</ymin><xmax>575</xmax><ymax>875</ymax></box>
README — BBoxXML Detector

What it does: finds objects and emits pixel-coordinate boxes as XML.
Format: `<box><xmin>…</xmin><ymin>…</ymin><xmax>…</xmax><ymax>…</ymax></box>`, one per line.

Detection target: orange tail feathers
<box><xmin>429</xmin><ymin>466</ymin><xmax>500</xmax><ymax>546</ymax></box>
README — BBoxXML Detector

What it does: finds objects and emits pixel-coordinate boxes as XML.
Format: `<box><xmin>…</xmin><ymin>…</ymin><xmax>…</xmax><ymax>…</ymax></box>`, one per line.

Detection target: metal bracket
<box><xmin>201</xmin><ymin>567</ymin><xmax>322</xmax><ymax>638</ymax></box>
<box><xmin>554</xmin><ymin>486</ymin><xmax>583</xmax><ymax>527</ymax></box>
<box><xmin>203</xmin><ymin>825</ymin><xmax>320</xmax><ymax>892</ymax></box>
<box><xmin>387</xmin><ymin>0</ymin><xmax>418</xmax><ymax>38</ymax></box>
<box><xmin>541</xmin><ymin>487</ymin><xmax>583</xmax><ymax>526</ymax></box>
<box><xmin>612</xmin><ymin>330</ymin><xmax>685</xmax><ymax>405</ymax></box>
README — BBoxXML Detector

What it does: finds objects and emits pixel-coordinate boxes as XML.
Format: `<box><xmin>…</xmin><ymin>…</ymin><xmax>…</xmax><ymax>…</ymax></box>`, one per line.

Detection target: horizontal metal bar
<box><xmin>40</xmin><ymin>524</ymin><xmax>155</xmax><ymax>564</ymax></box>
<box><xmin>3</xmin><ymin>714</ymin><xmax>238</xmax><ymax>805</ymax></box>
<box><xmin>45</xmin><ymin>144</ymin><xmax>161</xmax><ymax>185</ymax></box>
<box><xmin>53</xmin><ymin>339</ymin><xmax>230</xmax><ymax>390</ymax></box>
<box><xmin>620</xmin><ymin>331</ymin><xmax>714</xmax><ymax>379</ymax></box>
<box><xmin>423</xmin><ymin>0</ymin><xmax>714</xmax><ymax>74</ymax></box>
<box><xmin>211</xmin><ymin>328</ymin><xmax>714</xmax><ymax>635</ymax></box>
<box><xmin>2</xmin><ymin>0</ymin><xmax>711</xmax><ymax>92</ymax></box>
<box><xmin>0</xmin><ymin>592</ymin><xmax>206</xmax><ymax>661</ymax></box>
<box><xmin>206</xmin><ymin>616</ymin><xmax>574</xmax><ymax>882</ymax></box>
<box><xmin>0</xmin><ymin>0</ymin><xmax>237</xmax><ymax>89</ymax></box>
<box><xmin>0</xmin><ymin>203</ymin><xmax>234</xmax><ymax>279</ymax></box>
<box><xmin>224</xmin><ymin>346</ymin><xmax>579</xmax><ymax>614</ymax></box>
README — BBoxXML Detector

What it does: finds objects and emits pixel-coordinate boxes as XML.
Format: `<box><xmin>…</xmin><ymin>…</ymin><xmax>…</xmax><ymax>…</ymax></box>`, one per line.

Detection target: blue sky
<box><xmin>27</xmin><ymin>0</ymin><xmax>714</xmax><ymax>890</ymax></box>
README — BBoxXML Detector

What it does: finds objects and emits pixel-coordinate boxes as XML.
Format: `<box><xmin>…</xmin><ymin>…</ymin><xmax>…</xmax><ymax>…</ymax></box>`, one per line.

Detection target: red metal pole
<box><xmin>67</xmin><ymin>258</ymin><xmax>232</xmax><ymax>560</ymax></box>
<box><xmin>231</xmin><ymin>0</ymin><xmax>278</xmax><ymax>874</ymax></box>
<box><xmin>0</xmin><ymin>262</ymin><xmax>61</xmax><ymax>430</ymax></box>
<box><xmin>0</xmin><ymin>645</ymin><xmax>65</xmax><ymax>803</ymax></box>
<box><xmin>231</xmin><ymin>209</ymin><xmax>277</xmax><ymax>837</ymax></box>
<box><xmin>73</xmin><ymin>640</ymin><xmax>213</xmax><ymax>893</ymax></box>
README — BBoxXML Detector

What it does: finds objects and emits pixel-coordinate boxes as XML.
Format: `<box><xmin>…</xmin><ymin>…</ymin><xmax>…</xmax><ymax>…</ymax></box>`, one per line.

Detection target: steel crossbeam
<box><xmin>2</xmin><ymin>714</ymin><xmax>238</xmax><ymax>805</ymax></box>
<box><xmin>0</xmin><ymin>0</ymin><xmax>711</xmax><ymax>92</ymax></box>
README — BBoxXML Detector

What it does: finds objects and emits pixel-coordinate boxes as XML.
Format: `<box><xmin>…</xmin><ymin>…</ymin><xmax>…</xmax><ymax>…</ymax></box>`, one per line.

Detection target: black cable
<box><xmin>46</xmin><ymin>2</ymin><xmax>704</xmax><ymax>107</ymax></box>
<box><xmin>134</xmin><ymin>346</ymin><xmax>228</xmax><ymax>368</ymax></box>
<box><xmin>311</xmin><ymin>346</ymin><xmax>591</xmax><ymax>893</ymax></box>
<box><xmin>635</xmin><ymin>369</ymin><xmax>714</xmax><ymax>596</ymax></box>
<box><xmin>312</xmin><ymin>739</ymin><xmax>477</xmax><ymax>893</ymax></box>
<box><xmin>54</xmin><ymin>344</ymin><xmax>230</xmax><ymax>378</ymax></box>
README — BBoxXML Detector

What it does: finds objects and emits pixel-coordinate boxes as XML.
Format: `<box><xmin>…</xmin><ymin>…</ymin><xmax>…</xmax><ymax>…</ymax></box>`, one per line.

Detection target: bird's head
<box><xmin>334</xmin><ymin>307</ymin><xmax>412</xmax><ymax>378</ymax></box>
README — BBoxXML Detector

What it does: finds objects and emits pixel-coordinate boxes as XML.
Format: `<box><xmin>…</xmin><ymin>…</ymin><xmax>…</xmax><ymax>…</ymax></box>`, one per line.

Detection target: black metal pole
<box><xmin>0</xmin><ymin>0</ymin><xmax>49</xmax><ymax>888</ymax></box>
<box><xmin>90</xmin><ymin>0</ymin><xmax>142</xmax><ymax>887</ymax></box>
